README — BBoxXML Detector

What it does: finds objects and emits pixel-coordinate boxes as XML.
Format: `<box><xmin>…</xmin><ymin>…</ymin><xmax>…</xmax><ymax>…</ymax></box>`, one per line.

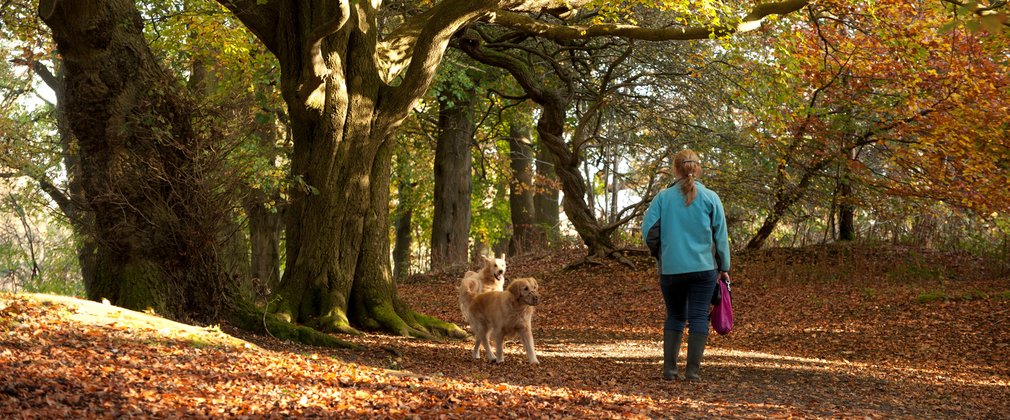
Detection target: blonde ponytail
<box><xmin>673</xmin><ymin>150</ymin><xmax>702</xmax><ymax>206</ymax></box>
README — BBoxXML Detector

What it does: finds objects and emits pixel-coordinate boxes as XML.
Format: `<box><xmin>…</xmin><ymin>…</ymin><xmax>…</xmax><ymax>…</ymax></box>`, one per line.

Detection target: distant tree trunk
<box><xmin>746</xmin><ymin>161</ymin><xmax>828</xmax><ymax>250</ymax></box>
<box><xmin>219</xmin><ymin>217</ymin><xmax>252</xmax><ymax>286</ymax></box>
<box><xmin>507</xmin><ymin>122</ymin><xmax>539</xmax><ymax>256</ymax></box>
<box><xmin>40</xmin><ymin>0</ymin><xmax>233</xmax><ymax>320</ymax></box>
<box><xmin>244</xmin><ymin>194</ymin><xmax>283</xmax><ymax>293</ymax></box>
<box><xmin>459</xmin><ymin>37</ymin><xmax>631</xmax><ymax>265</ymax></box>
<box><xmin>189</xmin><ymin>58</ymin><xmax>254</xmax><ymax>291</ymax></box>
<box><xmin>243</xmin><ymin>85</ymin><xmax>286</xmax><ymax>297</ymax></box>
<box><xmin>392</xmin><ymin>178</ymin><xmax>414</xmax><ymax>280</ymax></box>
<box><xmin>585</xmin><ymin>161</ymin><xmax>597</xmax><ymax>219</ymax></box>
<box><xmin>534</xmin><ymin>138</ymin><xmax>560</xmax><ymax>245</ymax></box>
<box><xmin>608</xmin><ymin>149</ymin><xmax>621</xmax><ymax>225</ymax></box>
<box><xmin>838</xmin><ymin>154</ymin><xmax>856</xmax><ymax>241</ymax></box>
<box><xmin>430</xmin><ymin>94</ymin><xmax>474</xmax><ymax>270</ymax></box>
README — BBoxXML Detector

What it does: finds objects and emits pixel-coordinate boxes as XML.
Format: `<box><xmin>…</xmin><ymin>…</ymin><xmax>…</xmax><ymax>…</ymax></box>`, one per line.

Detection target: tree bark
<box><xmin>508</xmin><ymin>121</ymin><xmax>540</xmax><ymax>256</ymax></box>
<box><xmin>40</xmin><ymin>0</ymin><xmax>233</xmax><ymax>320</ymax></box>
<box><xmin>746</xmin><ymin>162</ymin><xmax>826</xmax><ymax>250</ymax></box>
<box><xmin>219</xmin><ymin>0</ymin><xmax>487</xmax><ymax>337</ymax></box>
<box><xmin>534</xmin><ymin>136</ymin><xmax>561</xmax><ymax>244</ymax></box>
<box><xmin>244</xmin><ymin>193</ymin><xmax>283</xmax><ymax>293</ymax></box>
<box><xmin>30</xmin><ymin>61</ymin><xmax>100</xmax><ymax>294</ymax></box>
<box><xmin>430</xmin><ymin>94</ymin><xmax>474</xmax><ymax>270</ymax></box>
<box><xmin>392</xmin><ymin>181</ymin><xmax>413</xmax><ymax>280</ymax></box>
<box><xmin>838</xmin><ymin>154</ymin><xmax>856</xmax><ymax>241</ymax></box>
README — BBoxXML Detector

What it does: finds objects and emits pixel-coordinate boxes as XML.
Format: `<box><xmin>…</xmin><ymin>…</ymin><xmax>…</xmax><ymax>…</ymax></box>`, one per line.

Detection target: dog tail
<box><xmin>458</xmin><ymin>275</ymin><xmax>481</xmax><ymax>323</ymax></box>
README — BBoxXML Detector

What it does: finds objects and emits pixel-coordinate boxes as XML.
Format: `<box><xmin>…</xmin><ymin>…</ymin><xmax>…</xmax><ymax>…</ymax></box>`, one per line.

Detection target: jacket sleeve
<box><xmin>711</xmin><ymin>194</ymin><xmax>731</xmax><ymax>272</ymax></box>
<box><xmin>642</xmin><ymin>195</ymin><xmax>662</xmax><ymax>259</ymax></box>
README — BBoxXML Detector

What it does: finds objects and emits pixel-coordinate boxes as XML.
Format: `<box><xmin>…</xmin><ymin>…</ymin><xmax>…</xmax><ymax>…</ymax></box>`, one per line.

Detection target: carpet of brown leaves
<box><xmin>3</xmin><ymin>244</ymin><xmax>1009</xmax><ymax>418</ymax></box>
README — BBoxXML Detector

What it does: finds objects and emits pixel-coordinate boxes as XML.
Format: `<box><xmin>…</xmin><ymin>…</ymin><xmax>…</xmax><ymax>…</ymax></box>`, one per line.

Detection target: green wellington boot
<box><xmin>684</xmin><ymin>333</ymin><xmax>709</xmax><ymax>381</ymax></box>
<box><xmin>663</xmin><ymin>330</ymin><xmax>683</xmax><ymax>380</ymax></box>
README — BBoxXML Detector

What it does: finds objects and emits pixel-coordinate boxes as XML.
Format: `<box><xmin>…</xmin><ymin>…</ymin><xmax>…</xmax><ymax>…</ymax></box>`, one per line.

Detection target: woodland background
<box><xmin>1</xmin><ymin>0</ymin><xmax>1009</xmax><ymax>417</ymax></box>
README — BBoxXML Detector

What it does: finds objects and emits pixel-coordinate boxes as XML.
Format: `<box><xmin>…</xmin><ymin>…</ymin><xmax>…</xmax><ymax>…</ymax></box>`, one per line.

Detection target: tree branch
<box><xmin>34</xmin><ymin>175</ymin><xmax>75</xmax><ymax>221</ymax></box>
<box><xmin>489</xmin><ymin>0</ymin><xmax>809</xmax><ymax>41</ymax></box>
<box><xmin>378</xmin><ymin>0</ymin><xmax>493</xmax><ymax>123</ymax></box>
<box><xmin>30</xmin><ymin>61</ymin><xmax>59</xmax><ymax>93</ymax></box>
<box><xmin>297</xmin><ymin>0</ymin><xmax>350</xmax><ymax>102</ymax></box>
<box><xmin>216</xmin><ymin>0</ymin><xmax>280</xmax><ymax>55</ymax></box>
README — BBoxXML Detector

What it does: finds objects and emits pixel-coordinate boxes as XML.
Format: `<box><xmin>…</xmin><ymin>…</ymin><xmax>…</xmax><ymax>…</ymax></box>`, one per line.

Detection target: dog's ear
<box><xmin>507</xmin><ymin>279</ymin><xmax>523</xmax><ymax>298</ymax></box>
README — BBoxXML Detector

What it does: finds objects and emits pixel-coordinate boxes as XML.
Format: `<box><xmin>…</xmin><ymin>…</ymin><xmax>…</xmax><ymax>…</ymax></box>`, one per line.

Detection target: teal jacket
<box><xmin>641</xmin><ymin>181</ymin><xmax>730</xmax><ymax>275</ymax></box>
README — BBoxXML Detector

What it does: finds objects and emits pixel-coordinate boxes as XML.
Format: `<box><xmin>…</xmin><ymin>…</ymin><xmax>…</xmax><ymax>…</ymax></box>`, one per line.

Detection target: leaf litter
<box><xmin>2</xmin><ymin>244</ymin><xmax>1008</xmax><ymax>418</ymax></box>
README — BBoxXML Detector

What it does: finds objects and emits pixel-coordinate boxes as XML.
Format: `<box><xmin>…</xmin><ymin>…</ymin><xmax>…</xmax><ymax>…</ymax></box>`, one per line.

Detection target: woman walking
<box><xmin>642</xmin><ymin>149</ymin><xmax>731</xmax><ymax>381</ymax></box>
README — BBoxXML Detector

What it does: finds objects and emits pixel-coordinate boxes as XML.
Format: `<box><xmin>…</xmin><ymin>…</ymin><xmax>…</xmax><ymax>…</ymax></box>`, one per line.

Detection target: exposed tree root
<box><xmin>411</xmin><ymin>311</ymin><xmax>467</xmax><ymax>339</ymax></box>
<box><xmin>350</xmin><ymin>298</ymin><xmax>466</xmax><ymax>339</ymax></box>
<box><xmin>231</xmin><ymin>303</ymin><xmax>354</xmax><ymax>348</ymax></box>
<box><xmin>565</xmin><ymin>248</ymin><xmax>637</xmax><ymax>270</ymax></box>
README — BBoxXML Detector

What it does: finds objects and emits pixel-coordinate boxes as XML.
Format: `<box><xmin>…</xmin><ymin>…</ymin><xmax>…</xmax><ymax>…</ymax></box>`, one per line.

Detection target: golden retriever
<box><xmin>458</xmin><ymin>276</ymin><xmax>540</xmax><ymax>364</ymax></box>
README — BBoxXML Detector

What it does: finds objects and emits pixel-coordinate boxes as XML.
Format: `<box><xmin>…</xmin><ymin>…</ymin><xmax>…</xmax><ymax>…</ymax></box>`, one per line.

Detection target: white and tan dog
<box><xmin>458</xmin><ymin>276</ymin><xmax>541</xmax><ymax>364</ymax></box>
<box><xmin>465</xmin><ymin>254</ymin><xmax>507</xmax><ymax>293</ymax></box>
<box><xmin>457</xmin><ymin>254</ymin><xmax>506</xmax><ymax>323</ymax></box>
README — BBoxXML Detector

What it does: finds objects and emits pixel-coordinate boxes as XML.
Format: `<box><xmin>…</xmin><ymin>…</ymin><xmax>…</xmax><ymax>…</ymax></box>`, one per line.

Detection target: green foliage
<box><xmin>470</xmin><ymin>134</ymin><xmax>513</xmax><ymax>251</ymax></box>
<box><xmin>589</xmin><ymin>0</ymin><xmax>742</xmax><ymax>27</ymax></box>
<box><xmin>0</xmin><ymin>188</ymin><xmax>84</xmax><ymax>297</ymax></box>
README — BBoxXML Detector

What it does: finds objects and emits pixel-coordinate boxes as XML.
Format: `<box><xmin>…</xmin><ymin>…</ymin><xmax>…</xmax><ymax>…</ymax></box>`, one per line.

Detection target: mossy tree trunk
<box><xmin>40</xmin><ymin>0</ymin><xmax>235</xmax><ymax>320</ymax></box>
<box><xmin>219</xmin><ymin>0</ymin><xmax>493</xmax><ymax>337</ymax></box>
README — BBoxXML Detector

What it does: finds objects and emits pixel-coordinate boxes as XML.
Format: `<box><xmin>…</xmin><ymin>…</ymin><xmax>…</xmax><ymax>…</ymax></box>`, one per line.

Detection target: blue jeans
<box><xmin>659</xmin><ymin>270</ymin><xmax>717</xmax><ymax>335</ymax></box>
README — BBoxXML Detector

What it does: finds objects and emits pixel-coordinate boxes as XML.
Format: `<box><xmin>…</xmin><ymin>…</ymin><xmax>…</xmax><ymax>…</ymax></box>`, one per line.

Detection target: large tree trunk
<box><xmin>507</xmin><ymin>121</ymin><xmax>540</xmax><ymax>256</ymax></box>
<box><xmin>40</xmin><ymin>0</ymin><xmax>234</xmax><ymax>320</ymax></box>
<box><xmin>538</xmin><ymin>105</ymin><xmax>620</xmax><ymax>258</ymax></box>
<box><xmin>430</xmin><ymin>94</ymin><xmax>474</xmax><ymax>270</ymax></box>
<box><xmin>222</xmin><ymin>1</ymin><xmax>483</xmax><ymax>337</ymax></box>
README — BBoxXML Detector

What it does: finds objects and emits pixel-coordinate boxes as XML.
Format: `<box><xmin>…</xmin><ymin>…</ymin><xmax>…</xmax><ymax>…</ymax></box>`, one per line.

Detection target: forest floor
<box><xmin>2</xmin><ymin>243</ymin><xmax>1009</xmax><ymax>418</ymax></box>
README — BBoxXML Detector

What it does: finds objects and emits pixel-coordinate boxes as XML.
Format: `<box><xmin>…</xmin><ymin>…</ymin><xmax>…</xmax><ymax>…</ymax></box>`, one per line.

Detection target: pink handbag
<box><xmin>711</xmin><ymin>276</ymin><xmax>733</xmax><ymax>335</ymax></box>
